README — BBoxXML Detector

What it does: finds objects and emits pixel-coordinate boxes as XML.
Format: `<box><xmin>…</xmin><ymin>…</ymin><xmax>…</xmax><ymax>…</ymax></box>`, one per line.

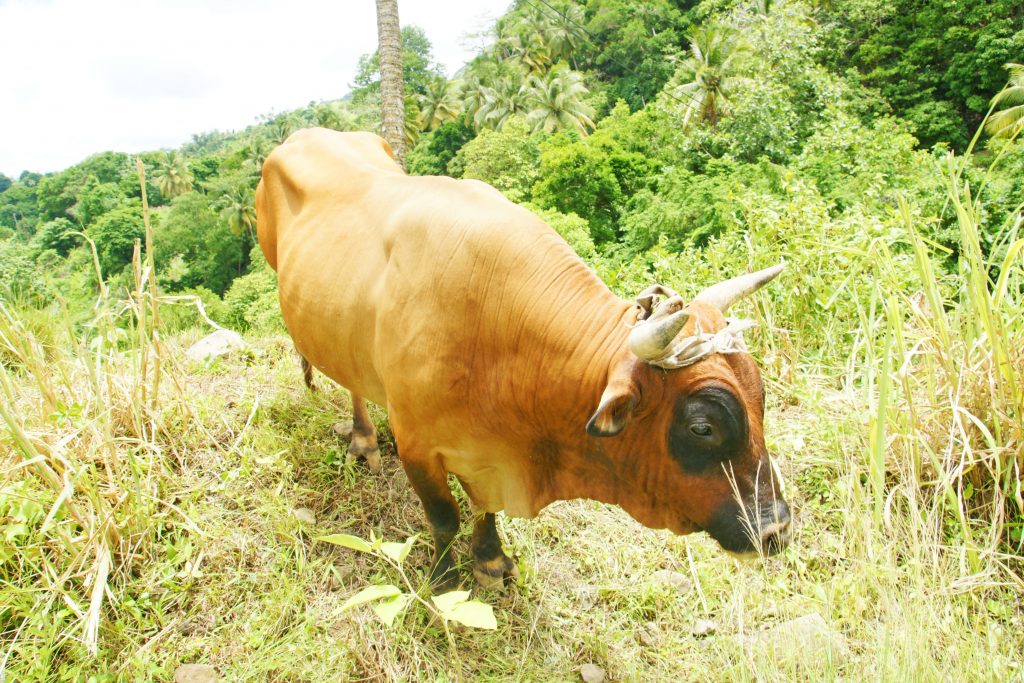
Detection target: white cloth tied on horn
<box><xmin>643</xmin><ymin>316</ymin><xmax>756</xmax><ymax>369</ymax></box>
<box><xmin>633</xmin><ymin>285</ymin><xmax>757</xmax><ymax>370</ymax></box>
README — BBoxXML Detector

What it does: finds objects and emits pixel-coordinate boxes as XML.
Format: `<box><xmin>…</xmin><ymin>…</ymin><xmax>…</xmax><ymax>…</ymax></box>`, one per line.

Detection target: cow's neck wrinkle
<box><xmin>500</xmin><ymin>257</ymin><xmax>684</xmax><ymax>531</ymax></box>
<box><xmin>489</xmin><ymin>239</ymin><xmax>649</xmax><ymax>515</ymax></box>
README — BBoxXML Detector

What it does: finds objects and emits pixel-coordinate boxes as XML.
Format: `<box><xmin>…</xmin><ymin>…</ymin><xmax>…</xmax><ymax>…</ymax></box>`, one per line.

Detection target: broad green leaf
<box><xmin>380</xmin><ymin>534</ymin><xmax>417</xmax><ymax>564</ymax></box>
<box><xmin>446</xmin><ymin>600</ymin><xmax>497</xmax><ymax>630</ymax></box>
<box><xmin>431</xmin><ymin>589</ymin><xmax>471</xmax><ymax>613</ymax></box>
<box><xmin>340</xmin><ymin>584</ymin><xmax>401</xmax><ymax>611</ymax></box>
<box><xmin>372</xmin><ymin>594</ymin><xmax>411</xmax><ymax>627</ymax></box>
<box><xmin>316</xmin><ymin>533</ymin><xmax>372</xmax><ymax>553</ymax></box>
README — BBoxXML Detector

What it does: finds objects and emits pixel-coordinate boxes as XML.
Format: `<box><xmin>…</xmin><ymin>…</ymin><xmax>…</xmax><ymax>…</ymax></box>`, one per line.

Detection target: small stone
<box><xmin>579</xmin><ymin>663</ymin><xmax>606</xmax><ymax>683</ymax></box>
<box><xmin>692</xmin><ymin>618</ymin><xmax>716</xmax><ymax>637</ymax></box>
<box><xmin>576</xmin><ymin>587</ymin><xmax>599</xmax><ymax>610</ymax></box>
<box><xmin>332</xmin><ymin>421</ymin><xmax>354</xmax><ymax>438</ymax></box>
<box><xmin>639</xmin><ymin>620</ymin><xmax>662</xmax><ymax>647</ymax></box>
<box><xmin>185</xmin><ymin>329</ymin><xmax>247</xmax><ymax>362</ymax></box>
<box><xmin>174</xmin><ymin>663</ymin><xmax>219</xmax><ymax>683</ymax></box>
<box><xmin>292</xmin><ymin>507</ymin><xmax>316</xmax><ymax>525</ymax></box>
<box><xmin>737</xmin><ymin>613</ymin><xmax>848</xmax><ymax>667</ymax></box>
<box><xmin>650</xmin><ymin>569</ymin><xmax>692</xmax><ymax>592</ymax></box>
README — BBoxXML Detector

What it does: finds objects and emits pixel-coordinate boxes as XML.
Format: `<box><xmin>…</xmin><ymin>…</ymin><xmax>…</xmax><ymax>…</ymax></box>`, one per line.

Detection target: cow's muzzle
<box><xmin>705</xmin><ymin>499</ymin><xmax>792</xmax><ymax>557</ymax></box>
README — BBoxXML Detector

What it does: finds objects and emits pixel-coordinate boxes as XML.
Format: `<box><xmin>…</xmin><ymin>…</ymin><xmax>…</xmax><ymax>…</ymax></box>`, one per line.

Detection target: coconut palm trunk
<box><xmin>375</xmin><ymin>0</ymin><xmax>406</xmax><ymax>167</ymax></box>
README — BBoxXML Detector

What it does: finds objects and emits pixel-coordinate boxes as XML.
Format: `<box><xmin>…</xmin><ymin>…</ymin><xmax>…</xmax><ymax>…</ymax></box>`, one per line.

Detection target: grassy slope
<box><xmin>2</xmin><ymin>323</ymin><xmax>1020</xmax><ymax>681</ymax></box>
<box><xmin>1</xmin><ymin>128</ymin><xmax>1022</xmax><ymax>682</ymax></box>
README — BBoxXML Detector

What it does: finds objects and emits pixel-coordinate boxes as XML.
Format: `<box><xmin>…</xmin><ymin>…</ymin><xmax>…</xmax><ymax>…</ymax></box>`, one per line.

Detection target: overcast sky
<box><xmin>0</xmin><ymin>0</ymin><xmax>511</xmax><ymax>177</ymax></box>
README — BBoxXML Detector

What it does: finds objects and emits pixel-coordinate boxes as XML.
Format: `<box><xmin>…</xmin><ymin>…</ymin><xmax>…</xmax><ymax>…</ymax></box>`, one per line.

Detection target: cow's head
<box><xmin>586</xmin><ymin>265</ymin><xmax>792</xmax><ymax>557</ymax></box>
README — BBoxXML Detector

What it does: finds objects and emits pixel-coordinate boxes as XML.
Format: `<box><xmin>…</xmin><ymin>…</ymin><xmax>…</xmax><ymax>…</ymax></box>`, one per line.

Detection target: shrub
<box><xmin>153</xmin><ymin>193</ymin><xmax>248</xmax><ymax>295</ymax></box>
<box><xmin>85</xmin><ymin>203</ymin><xmax>144</xmax><ymax>277</ymax></box>
<box><xmin>34</xmin><ymin>217</ymin><xmax>81</xmax><ymax>256</ymax></box>
<box><xmin>158</xmin><ymin>286</ymin><xmax>231</xmax><ymax>333</ymax></box>
<box><xmin>407</xmin><ymin>121</ymin><xmax>475</xmax><ymax>176</ymax></box>
<box><xmin>223</xmin><ymin>249</ymin><xmax>283</xmax><ymax>332</ymax></box>
<box><xmin>448</xmin><ymin>116</ymin><xmax>543</xmax><ymax>203</ymax></box>
<box><xmin>74</xmin><ymin>175</ymin><xmax>124</xmax><ymax>226</ymax></box>
<box><xmin>531</xmin><ymin>104</ymin><xmax>658</xmax><ymax>244</ymax></box>
<box><xmin>0</xmin><ymin>241</ymin><xmax>51</xmax><ymax>305</ymax></box>
<box><xmin>620</xmin><ymin>160</ymin><xmax>779</xmax><ymax>252</ymax></box>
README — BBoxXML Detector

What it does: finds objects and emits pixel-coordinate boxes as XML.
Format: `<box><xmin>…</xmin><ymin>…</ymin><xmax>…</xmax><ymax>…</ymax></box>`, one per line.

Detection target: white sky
<box><xmin>0</xmin><ymin>0</ymin><xmax>511</xmax><ymax>177</ymax></box>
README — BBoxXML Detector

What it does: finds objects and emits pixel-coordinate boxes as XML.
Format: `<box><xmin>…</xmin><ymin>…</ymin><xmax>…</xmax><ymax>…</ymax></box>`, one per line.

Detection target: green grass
<box><xmin>1</xmin><ymin>320</ymin><xmax>1021</xmax><ymax>680</ymax></box>
<box><xmin>1</xmin><ymin>146</ymin><xmax>1022</xmax><ymax>682</ymax></box>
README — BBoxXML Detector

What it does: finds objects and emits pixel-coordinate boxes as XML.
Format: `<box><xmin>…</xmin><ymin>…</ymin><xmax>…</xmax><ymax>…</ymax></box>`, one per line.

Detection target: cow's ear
<box><xmin>586</xmin><ymin>382</ymin><xmax>639</xmax><ymax>437</ymax></box>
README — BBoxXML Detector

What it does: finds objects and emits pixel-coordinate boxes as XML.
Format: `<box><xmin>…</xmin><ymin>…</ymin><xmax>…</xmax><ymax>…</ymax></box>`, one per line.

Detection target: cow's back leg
<box><xmin>401</xmin><ymin>453</ymin><xmax>461</xmax><ymax>591</ymax></box>
<box><xmin>347</xmin><ymin>394</ymin><xmax>381</xmax><ymax>473</ymax></box>
<box><xmin>300</xmin><ymin>354</ymin><xmax>316</xmax><ymax>391</ymax></box>
<box><xmin>470</xmin><ymin>513</ymin><xmax>519</xmax><ymax>589</ymax></box>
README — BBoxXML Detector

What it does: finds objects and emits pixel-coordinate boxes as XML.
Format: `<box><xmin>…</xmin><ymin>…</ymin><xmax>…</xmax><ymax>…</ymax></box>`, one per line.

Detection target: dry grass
<box><xmin>1</xmin><ymin>319</ymin><xmax>1021</xmax><ymax>681</ymax></box>
<box><xmin>1</xmin><ymin>142</ymin><xmax>1022</xmax><ymax>682</ymax></box>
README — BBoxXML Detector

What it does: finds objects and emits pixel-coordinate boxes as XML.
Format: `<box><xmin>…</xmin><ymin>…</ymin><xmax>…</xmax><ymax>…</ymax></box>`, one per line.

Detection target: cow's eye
<box><xmin>690</xmin><ymin>422</ymin><xmax>713</xmax><ymax>437</ymax></box>
<box><xmin>669</xmin><ymin>386</ymin><xmax>749</xmax><ymax>472</ymax></box>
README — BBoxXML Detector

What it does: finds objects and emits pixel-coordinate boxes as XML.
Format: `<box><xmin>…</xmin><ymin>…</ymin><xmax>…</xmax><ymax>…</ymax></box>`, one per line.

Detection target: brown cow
<box><xmin>256</xmin><ymin>129</ymin><xmax>791</xmax><ymax>590</ymax></box>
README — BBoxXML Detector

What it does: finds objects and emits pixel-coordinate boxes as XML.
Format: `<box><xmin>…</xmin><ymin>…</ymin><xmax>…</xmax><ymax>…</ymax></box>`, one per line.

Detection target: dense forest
<box><xmin>2</xmin><ymin>0</ymin><xmax>1021</xmax><ymax>330</ymax></box>
<box><xmin>1</xmin><ymin>0</ymin><xmax>1022</xmax><ymax>680</ymax></box>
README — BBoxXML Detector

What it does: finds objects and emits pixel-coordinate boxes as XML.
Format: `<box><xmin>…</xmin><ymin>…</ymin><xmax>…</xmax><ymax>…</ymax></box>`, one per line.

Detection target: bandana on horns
<box><xmin>631</xmin><ymin>284</ymin><xmax>757</xmax><ymax>370</ymax></box>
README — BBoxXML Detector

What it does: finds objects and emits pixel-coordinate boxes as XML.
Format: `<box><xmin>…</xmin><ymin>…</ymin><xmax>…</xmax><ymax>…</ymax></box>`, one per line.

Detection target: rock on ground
<box><xmin>649</xmin><ymin>569</ymin><xmax>692</xmax><ymax>592</ymax></box>
<box><xmin>737</xmin><ymin>613</ymin><xmax>849</xmax><ymax>667</ymax></box>
<box><xmin>579</xmin><ymin>663</ymin><xmax>606</xmax><ymax>683</ymax></box>
<box><xmin>692</xmin><ymin>618</ymin><xmax>716</xmax><ymax>637</ymax></box>
<box><xmin>186</xmin><ymin>329</ymin><xmax>248</xmax><ymax>362</ymax></box>
<box><xmin>173</xmin><ymin>663</ymin><xmax>219</xmax><ymax>683</ymax></box>
<box><xmin>332</xmin><ymin>421</ymin><xmax>354</xmax><ymax>438</ymax></box>
<box><xmin>292</xmin><ymin>507</ymin><xmax>316</xmax><ymax>525</ymax></box>
<box><xmin>638</xmin><ymin>620</ymin><xmax>662</xmax><ymax>647</ymax></box>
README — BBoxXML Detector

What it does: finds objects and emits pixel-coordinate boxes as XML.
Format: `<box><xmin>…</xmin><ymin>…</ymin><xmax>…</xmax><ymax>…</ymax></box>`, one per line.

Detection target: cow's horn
<box><xmin>628</xmin><ymin>309</ymin><xmax>690</xmax><ymax>360</ymax></box>
<box><xmin>693</xmin><ymin>263</ymin><xmax>785</xmax><ymax>313</ymax></box>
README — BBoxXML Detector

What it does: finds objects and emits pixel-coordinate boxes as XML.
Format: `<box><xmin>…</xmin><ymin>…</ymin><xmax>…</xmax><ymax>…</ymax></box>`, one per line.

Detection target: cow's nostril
<box><xmin>758</xmin><ymin>502</ymin><xmax>792</xmax><ymax>554</ymax></box>
<box><xmin>761</xmin><ymin>527</ymin><xmax>788</xmax><ymax>554</ymax></box>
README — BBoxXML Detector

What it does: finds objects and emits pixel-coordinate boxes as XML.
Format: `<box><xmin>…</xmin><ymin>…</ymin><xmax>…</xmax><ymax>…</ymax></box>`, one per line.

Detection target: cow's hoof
<box><xmin>361</xmin><ymin>448</ymin><xmax>382</xmax><ymax>473</ymax></box>
<box><xmin>473</xmin><ymin>554</ymin><xmax>519</xmax><ymax>589</ymax></box>
<box><xmin>347</xmin><ymin>444</ymin><xmax>382</xmax><ymax>473</ymax></box>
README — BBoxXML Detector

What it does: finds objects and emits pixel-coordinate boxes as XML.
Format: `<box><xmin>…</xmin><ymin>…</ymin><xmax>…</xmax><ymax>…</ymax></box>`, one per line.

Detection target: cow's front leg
<box><xmin>402</xmin><ymin>457</ymin><xmax>461</xmax><ymax>592</ymax></box>
<box><xmin>471</xmin><ymin>513</ymin><xmax>519</xmax><ymax>589</ymax></box>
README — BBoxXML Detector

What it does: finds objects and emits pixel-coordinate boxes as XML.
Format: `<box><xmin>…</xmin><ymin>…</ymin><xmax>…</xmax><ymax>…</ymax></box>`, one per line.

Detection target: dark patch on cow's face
<box><xmin>655</xmin><ymin>363</ymin><xmax>791</xmax><ymax>555</ymax></box>
<box><xmin>667</xmin><ymin>385</ymin><xmax>749</xmax><ymax>473</ymax></box>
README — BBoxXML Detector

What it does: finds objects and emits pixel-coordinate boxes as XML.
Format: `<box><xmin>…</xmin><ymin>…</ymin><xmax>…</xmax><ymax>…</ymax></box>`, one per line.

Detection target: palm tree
<box><xmin>267</xmin><ymin>111</ymin><xmax>311</xmax><ymax>143</ymax></box>
<box><xmin>510</xmin><ymin>32</ymin><xmax>552</xmax><ymax>75</ymax></box>
<box><xmin>542</xmin><ymin>3</ymin><xmax>586</xmax><ymax>65</ymax></box>
<box><xmin>217</xmin><ymin>185</ymin><xmax>256</xmax><ymax>236</ymax></box>
<box><xmin>375</xmin><ymin>0</ymin><xmax>406</xmax><ymax>166</ymax></box>
<box><xmin>418</xmin><ymin>77</ymin><xmax>461</xmax><ymax>131</ymax></box>
<box><xmin>460</xmin><ymin>72</ymin><xmax>488</xmax><ymax>127</ymax></box>
<box><xmin>403</xmin><ymin>95</ymin><xmax>421</xmax><ymax>148</ymax></box>
<box><xmin>458</xmin><ymin>57</ymin><xmax>513</xmax><ymax>128</ymax></box>
<box><xmin>668</xmin><ymin>25</ymin><xmax>747</xmax><ymax>128</ymax></box>
<box><xmin>475</xmin><ymin>74</ymin><xmax>529</xmax><ymax>131</ymax></box>
<box><xmin>152</xmin><ymin>152</ymin><xmax>193</xmax><ymax>198</ymax></box>
<box><xmin>525</xmin><ymin>67</ymin><xmax>596</xmax><ymax>135</ymax></box>
<box><xmin>986</xmin><ymin>63</ymin><xmax>1024</xmax><ymax>139</ymax></box>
